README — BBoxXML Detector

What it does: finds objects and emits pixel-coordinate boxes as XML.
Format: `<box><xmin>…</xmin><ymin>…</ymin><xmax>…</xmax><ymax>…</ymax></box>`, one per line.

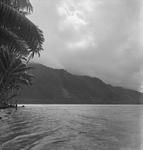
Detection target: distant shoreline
<box><xmin>0</xmin><ymin>104</ymin><xmax>24</xmax><ymax>110</ymax></box>
<box><xmin>18</xmin><ymin>104</ymin><xmax>143</xmax><ymax>106</ymax></box>
<box><xmin>0</xmin><ymin>104</ymin><xmax>142</xmax><ymax>110</ymax></box>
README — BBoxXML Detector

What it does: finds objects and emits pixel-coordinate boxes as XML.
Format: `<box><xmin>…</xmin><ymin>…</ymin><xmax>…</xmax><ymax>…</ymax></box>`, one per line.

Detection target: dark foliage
<box><xmin>0</xmin><ymin>0</ymin><xmax>44</xmax><ymax>105</ymax></box>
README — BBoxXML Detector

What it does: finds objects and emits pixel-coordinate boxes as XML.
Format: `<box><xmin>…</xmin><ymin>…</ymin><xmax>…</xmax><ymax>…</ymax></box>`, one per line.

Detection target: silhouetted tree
<box><xmin>0</xmin><ymin>0</ymin><xmax>44</xmax><ymax>105</ymax></box>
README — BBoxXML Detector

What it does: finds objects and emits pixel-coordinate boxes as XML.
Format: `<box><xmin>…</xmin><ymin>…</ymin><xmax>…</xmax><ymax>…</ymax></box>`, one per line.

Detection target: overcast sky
<box><xmin>28</xmin><ymin>0</ymin><xmax>143</xmax><ymax>92</ymax></box>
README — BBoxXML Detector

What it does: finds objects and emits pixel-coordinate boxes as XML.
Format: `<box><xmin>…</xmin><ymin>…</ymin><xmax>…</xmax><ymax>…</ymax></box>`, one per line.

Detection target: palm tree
<box><xmin>0</xmin><ymin>0</ymin><xmax>44</xmax><ymax>106</ymax></box>
<box><xmin>0</xmin><ymin>47</ymin><xmax>33</xmax><ymax>105</ymax></box>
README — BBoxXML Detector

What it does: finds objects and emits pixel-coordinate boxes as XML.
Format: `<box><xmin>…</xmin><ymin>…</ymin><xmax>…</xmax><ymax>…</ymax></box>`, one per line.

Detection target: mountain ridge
<box><xmin>18</xmin><ymin>63</ymin><xmax>143</xmax><ymax>104</ymax></box>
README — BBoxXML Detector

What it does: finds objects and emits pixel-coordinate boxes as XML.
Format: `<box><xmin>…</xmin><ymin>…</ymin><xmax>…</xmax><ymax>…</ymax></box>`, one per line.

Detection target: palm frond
<box><xmin>13</xmin><ymin>66</ymin><xmax>33</xmax><ymax>73</ymax></box>
<box><xmin>11</xmin><ymin>0</ymin><xmax>33</xmax><ymax>14</ymax></box>
<box><xmin>0</xmin><ymin>2</ymin><xmax>44</xmax><ymax>55</ymax></box>
<box><xmin>0</xmin><ymin>48</ymin><xmax>33</xmax><ymax>90</ymax></box>
<box><xmin>14</xmin><ymin>78</ymin><xmax>31</xmax><ymax>86</ymax></box>
<box><xmin>0</xmin><ymin>0</ymin><xmax>33</xmax><ymax>14</ymax></box>
<box><xmin>0</xmin><ymin>47</ymin><xmax>9</xmax><ymax>71</ymax></box>
<box><xmin>0</xmin><ymin>27</ymin><xmax>29</xmax><ymax>55</ymax></box>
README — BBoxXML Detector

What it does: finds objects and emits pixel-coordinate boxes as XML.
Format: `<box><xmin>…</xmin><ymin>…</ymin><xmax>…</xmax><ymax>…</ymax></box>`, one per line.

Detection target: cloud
<box><xmin>29</xmin><ymin>0</ymin><xmax>143</xmax><ymax>91</ymax></box>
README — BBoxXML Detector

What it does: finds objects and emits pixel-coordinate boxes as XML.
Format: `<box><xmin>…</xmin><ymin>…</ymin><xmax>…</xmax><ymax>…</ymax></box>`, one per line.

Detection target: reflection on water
<box><xmin>0</xmin><ymin>105</ymin><xmax>142</xmax><ymax>150</ymax></box>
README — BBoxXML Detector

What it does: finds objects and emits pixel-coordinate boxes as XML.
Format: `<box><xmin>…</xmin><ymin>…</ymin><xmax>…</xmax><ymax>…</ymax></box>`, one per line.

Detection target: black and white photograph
<box><xmin>0</xmin><ymin>0</ymin><xmax>142</xmax><ymax>149</ymax></box>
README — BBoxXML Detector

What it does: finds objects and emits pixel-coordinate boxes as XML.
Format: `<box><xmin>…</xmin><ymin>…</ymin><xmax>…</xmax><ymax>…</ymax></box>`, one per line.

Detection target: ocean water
<box><xmin>0</xmin><ymin>105</ymin><xmax>142</xmax><ymax>150</ymax></box>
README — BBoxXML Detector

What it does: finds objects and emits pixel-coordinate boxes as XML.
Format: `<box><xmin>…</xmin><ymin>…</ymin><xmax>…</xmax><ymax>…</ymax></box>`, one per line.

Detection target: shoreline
<box><xmin>0</xmin><ymin>104</ymin><xmax>24</xmax><ymax>110</ymax></box>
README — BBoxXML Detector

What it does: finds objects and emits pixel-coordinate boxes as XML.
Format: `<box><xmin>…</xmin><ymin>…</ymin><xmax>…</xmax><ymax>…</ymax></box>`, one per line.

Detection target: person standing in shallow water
<box><xmin>15</xmin><ymin>99</ymin><xmax>18</xmax><ymax>110</ymax></box>
<box><xmin>16</xmin><ymin>104</ymin><xmax>17</xmax><ymax>110</ymax></box>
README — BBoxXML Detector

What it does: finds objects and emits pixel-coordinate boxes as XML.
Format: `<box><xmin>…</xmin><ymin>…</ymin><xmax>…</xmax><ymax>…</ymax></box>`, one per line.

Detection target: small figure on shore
<box><xmin>16</xmin><ymin>103</ymin><xmax>17</xmax><ymax>110</ymax></box>
<box><xmin>15</xmin><ymin>99</ymin><xmax>18</xmax><ymax>110</ymax></box>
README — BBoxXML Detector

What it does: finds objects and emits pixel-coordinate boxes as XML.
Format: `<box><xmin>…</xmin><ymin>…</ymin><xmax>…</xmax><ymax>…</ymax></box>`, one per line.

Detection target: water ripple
<box><xmin>0</xmin><ymin>105</ymin><xmax>142</xmax><ymax>150</ymax></box>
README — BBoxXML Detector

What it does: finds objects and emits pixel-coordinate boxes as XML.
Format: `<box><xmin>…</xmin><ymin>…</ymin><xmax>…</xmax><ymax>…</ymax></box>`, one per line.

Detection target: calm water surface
<box><xmin>0</xmin><ymin>105</ymin><xmax>142</xmax><ymax>150</ymax></box>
